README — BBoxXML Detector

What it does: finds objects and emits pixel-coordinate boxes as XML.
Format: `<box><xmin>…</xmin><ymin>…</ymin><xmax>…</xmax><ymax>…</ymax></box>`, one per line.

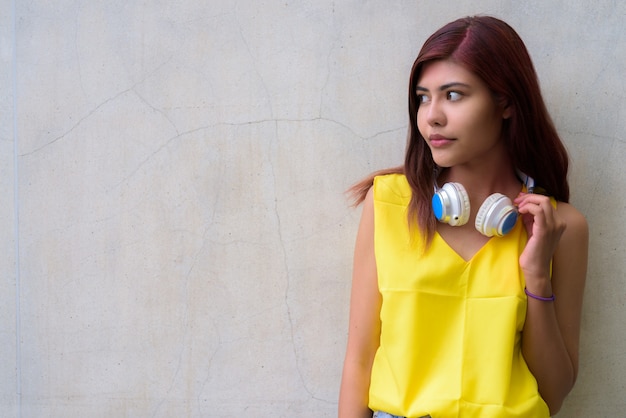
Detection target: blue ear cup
<box><xmin>432</xmin><ymin>182</ymin><xmax>470</xmax><ymax>226</ymax></box>
<box><xmin>474</xmin><ymin>193</ymin><xmax>519</xmax><ymax>237</ymax></box>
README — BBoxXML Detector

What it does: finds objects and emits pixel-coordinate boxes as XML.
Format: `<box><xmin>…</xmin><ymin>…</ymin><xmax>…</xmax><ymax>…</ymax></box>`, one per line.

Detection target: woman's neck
<box><xmin>440</xmin><ymin>164</ymin><xmax>522</xmax><ymax>200</ymax></box>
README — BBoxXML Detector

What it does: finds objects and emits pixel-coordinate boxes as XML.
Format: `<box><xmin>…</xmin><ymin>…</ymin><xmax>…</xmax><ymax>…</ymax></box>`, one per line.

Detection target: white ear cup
<box><xmin>432</xmin><ymin>182</ymin><xmax>470</xmax><ymax>226</ymax></box>
<box><xmin>474</xmin><ymin>193</ymin><xmax>519</xmax><ymax>237</ymax></box>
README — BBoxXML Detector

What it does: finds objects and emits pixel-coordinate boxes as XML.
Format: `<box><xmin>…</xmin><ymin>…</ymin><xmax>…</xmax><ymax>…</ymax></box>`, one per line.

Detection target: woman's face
<box><xmin>415</xmin><ymin>59</ymin><xmax>510</xmax><ymax>169</ymax></box>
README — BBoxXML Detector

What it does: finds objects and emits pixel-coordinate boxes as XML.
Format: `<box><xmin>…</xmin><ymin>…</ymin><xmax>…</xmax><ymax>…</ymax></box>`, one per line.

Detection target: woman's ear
<box><xmin>496</xmin><ymin>95</ymin><xmax>512</xmax><ymax>119</ymax></box>
<box><xmin>502</xmin><ymin>104</ymin><xmax>513</xmax><ymax>119</ymax></box>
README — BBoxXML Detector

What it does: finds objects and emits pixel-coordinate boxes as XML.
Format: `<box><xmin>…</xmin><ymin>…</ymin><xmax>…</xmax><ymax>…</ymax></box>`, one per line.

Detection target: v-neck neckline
<box><xmin>434</xmin><ymin>231</ymin><xmax>494</xmax><ymax>264</ymax></box>
<box><xmin>431</xmin><ymin>183</ymin><xmax>529</xmax><ymax>263</ymax></box>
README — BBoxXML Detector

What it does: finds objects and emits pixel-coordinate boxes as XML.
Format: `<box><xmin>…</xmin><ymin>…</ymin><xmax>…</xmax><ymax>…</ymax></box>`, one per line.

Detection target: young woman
<box><xmin>338</xmin><ymin>16</ymin><xmax>588</xmax><ymax>418</ymax></box>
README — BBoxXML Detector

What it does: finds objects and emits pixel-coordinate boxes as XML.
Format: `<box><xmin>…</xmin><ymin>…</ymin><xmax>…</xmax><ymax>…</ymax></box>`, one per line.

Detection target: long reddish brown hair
<box><xmin>349</xmin><ymin>16</ymin><xmax>570</xmax><ymax>241</ymax></box>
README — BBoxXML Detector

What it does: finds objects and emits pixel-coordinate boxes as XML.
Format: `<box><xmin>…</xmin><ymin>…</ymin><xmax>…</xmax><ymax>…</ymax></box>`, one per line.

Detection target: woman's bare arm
<box><xmin>516</xmin><ymin>195</ymin><xmax>589</xmax><ymax>415</ymax></box>
<box><xmin>338</xmin><ymin>188</ymin><xmax>381</xmax><ymax>418</ymax></box>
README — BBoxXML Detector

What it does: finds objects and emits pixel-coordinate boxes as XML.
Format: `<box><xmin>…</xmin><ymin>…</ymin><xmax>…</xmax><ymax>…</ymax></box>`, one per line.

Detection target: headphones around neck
<box><xmin>432</xmin><ymin>169</ymin><xmax>535</xmax><ymax>237</ymax></box>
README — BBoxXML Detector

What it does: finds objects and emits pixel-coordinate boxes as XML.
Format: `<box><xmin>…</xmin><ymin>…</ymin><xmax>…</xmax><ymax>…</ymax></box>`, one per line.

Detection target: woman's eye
<box><xmin>447</xmin><ymin>91</ymin><xmax>462</xmax><ymax>101</ymax></box>
<box><xmin>417</xmin><ymin>95</ymin><xmax>429</xmax><ymax>104</ymax></box>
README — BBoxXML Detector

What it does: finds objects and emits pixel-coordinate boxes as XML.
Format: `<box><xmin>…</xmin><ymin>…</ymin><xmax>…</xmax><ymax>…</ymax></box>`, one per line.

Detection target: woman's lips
<box><xmin>429</xmin><ymin>134</ymin><xmax>455</xmax><ymax>147</ymax></box>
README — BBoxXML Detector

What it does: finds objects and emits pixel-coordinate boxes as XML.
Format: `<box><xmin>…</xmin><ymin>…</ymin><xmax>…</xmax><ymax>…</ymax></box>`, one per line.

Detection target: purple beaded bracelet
<box><xmin>525</xmin><ymin>287</ymin><xmax>555</xmax><ymax>302</ymax></box>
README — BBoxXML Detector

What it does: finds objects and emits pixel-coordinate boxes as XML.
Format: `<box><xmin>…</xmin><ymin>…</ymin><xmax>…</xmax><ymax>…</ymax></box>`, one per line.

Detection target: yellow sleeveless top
<box><xmin>368</xmin><ymin>174</ymin><xmax>550</xmax><ymax>417</ymax></box>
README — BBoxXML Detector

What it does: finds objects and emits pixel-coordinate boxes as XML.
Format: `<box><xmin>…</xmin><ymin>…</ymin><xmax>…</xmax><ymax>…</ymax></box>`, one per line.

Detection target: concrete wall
<box><xmin>1</xmin><ymin>0</ymin><xmax>18</xmax><ymax>415</ymax></box>
<box><xmin>1</xmin><ymin>0</ymin><xmax>624</xmax><ymax>416</ymax></box>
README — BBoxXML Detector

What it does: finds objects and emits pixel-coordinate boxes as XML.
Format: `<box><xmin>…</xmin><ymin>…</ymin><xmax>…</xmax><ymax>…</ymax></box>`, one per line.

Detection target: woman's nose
<box><xmin>426</xmin><ymin>100</ymin><xmax>446</xmax><ymax>126</ymax></box>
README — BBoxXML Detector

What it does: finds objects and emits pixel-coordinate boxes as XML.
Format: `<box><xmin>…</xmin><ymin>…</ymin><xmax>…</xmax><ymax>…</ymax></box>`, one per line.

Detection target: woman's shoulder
<box><xmin>373</xmin><ymin>173</ymin><xmax>411</xmax><ymax>204</ymax></box>
<box><xmin>556</xmin><ymin>201</ymin><xmax>588</xmax><ymax>235</ymax></box>
<box><xmin>554</xmin><ymin>201</ymin><xmax>589</xmax><ymax>261</ymax></box>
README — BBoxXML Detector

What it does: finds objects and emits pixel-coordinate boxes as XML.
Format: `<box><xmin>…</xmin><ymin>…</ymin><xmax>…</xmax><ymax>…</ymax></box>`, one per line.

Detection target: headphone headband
<box><xmin>515</xmin><ymin>169</ymin><xmax>535</xmax><ymax>193</ymax></box>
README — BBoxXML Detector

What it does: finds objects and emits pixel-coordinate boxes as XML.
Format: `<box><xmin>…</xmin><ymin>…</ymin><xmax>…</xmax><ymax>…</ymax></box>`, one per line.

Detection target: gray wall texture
<box><xmin>1</xmin><ymin>0</ymin><xmax>624</xmax><ymax>416</ymax></box>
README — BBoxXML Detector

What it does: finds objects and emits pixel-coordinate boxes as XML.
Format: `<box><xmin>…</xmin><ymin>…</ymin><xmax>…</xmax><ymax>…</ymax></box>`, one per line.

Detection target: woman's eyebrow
<box><xmin>416</xmin><ymin>82</ymin><xmax>471</xmax><ymax>92</ymax></box>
